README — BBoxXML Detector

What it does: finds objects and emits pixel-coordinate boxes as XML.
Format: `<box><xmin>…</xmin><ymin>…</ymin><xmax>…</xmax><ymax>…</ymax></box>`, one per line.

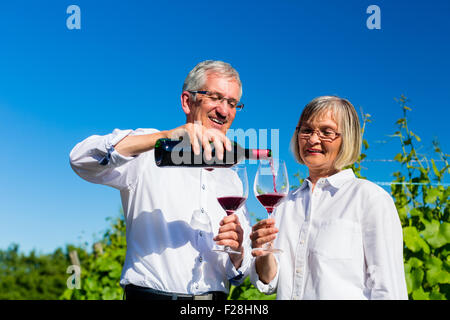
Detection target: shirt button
<box><xmin>202</xmin><ymin>184</ymin><xmax>206</xmax><ymax>190</ymax></box>
<box><xmin>296</xmin><ymin>267</ymin><xmax>302</xmax><ymax>274</ymax></box>
<box><xmin>201</xmin><ymin>208</ymin><xmax>205</xmax><ymax>213</ymax></box>
<box><xmin>300</xmin><ymin>239</ymin><xmax>305</xmax><ymax>244</ymax></box>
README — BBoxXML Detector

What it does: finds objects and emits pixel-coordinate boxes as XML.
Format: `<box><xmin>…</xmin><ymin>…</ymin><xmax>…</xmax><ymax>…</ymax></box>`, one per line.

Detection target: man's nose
<box><xmin>216</xmin><ymin>100</ymin><xmax>230</xmax><ymax>117</ymax></box>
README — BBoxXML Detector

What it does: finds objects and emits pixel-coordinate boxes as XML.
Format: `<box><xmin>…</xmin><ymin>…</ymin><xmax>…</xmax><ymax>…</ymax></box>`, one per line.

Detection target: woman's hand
<box><xmin>250</xmin><ymin>218</ymin><xmax>278</xmax><ymax>257</ymax></box>
<box><xmin>250</xmin><ymin>218</ymin><xmax>279</xmax><ymax>284</ymax></box>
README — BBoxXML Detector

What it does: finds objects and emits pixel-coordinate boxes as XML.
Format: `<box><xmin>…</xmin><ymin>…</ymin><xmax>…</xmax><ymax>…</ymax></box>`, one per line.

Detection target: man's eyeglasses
<box><xmin>188</xmin><ymin>90</ymin><xmax>244</xmax><ymax>110</ymax></box>
<box><xmin>297</xmin><ymin>126</ymin><xmax>341</xmax><ymax>142</ymax></box>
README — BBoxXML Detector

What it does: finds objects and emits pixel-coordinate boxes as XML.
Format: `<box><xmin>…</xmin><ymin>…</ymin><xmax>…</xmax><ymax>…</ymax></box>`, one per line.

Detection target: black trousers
<box><xmin>124</xmin><ymin>284</ymin><xmax>227</xmax><ymax>301</ymax></box>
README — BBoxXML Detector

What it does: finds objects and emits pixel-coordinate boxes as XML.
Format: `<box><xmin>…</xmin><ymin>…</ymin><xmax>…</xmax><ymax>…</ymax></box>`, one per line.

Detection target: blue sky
<box><xmin>0</xmin><ymin>0</ymin><xmax>449</xmax><ymax>254</ymax></box>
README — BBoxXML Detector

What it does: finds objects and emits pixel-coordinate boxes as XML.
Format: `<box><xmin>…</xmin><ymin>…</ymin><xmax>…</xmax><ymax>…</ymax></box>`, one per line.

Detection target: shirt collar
<box><xmin>292</xmin><ymin>179</ymin><xmax>310</xmax><ymax>196</ymax></box>
<box><xmin>326</xmin><ymin>169</ymin><xmax>356</xmax><ymax>188</ymax></box>
<box><xmin>299</xmin><ymin>179</ymin><xmax>310</xmax><ymax>191</ymax></box>
<box><xmin>292</xmin><ymin>169</ymin><xmax>356</xmax><ymax>195</ymax></box>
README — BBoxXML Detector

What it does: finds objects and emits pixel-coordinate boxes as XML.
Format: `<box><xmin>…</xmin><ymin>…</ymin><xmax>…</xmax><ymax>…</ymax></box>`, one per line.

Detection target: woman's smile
<box><xmin>305</xmin><ymin>148</ymin><xmax>324</xmax><ymax>155</ymax></box>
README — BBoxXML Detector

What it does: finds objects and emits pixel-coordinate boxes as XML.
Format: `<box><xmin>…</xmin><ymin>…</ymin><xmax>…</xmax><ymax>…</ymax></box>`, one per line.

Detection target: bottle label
<box><xmin>251</xmin><ymin>149</ymin><xmax>272</xmax><ymax>159</ymax></box>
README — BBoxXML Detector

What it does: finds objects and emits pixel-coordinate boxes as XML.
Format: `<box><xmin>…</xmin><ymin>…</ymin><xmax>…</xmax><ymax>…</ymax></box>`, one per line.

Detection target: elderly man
<box><xmin>70</xmin><ymin>60</ymin><xmax>251</xmax><ymax>300</ymax></box>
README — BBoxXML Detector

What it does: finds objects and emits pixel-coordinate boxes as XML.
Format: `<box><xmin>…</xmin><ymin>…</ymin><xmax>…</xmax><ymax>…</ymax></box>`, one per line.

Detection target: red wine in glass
<box><xmin>213</xmin><ymin>165</ymin><xmax>248</xmax><ymax>255</ymax></box>
<box><xmin>253</xmin><ymin>159</ymin><xmax>289</xmax><ymax>255</ymax></box>
<box><xmin>217</xmin><ymin>196</ymin><xmax>247</xmax><ymax>215</ymax></box>
<box><xmin>256</xmin><ymin>193</ymin><xmax>286</xmax><ymax>214</ymax></box>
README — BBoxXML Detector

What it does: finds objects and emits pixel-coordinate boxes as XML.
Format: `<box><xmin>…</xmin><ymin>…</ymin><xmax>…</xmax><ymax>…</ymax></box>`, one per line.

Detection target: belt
<box><xmin>124</xmin><ymin>284</ymin><xmax>227</xmax><ymax>301</ymax></box>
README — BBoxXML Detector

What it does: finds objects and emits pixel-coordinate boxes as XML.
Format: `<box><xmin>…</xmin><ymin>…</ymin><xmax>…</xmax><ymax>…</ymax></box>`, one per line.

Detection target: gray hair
<box><xmin>182</xmin><ymin>60</ymin><xmax>242</xmax><ymax>101</ymax></box>
<box><xmin>290</xmin><ymin>95</ymin><xmax>362</xmax><ymax>170</ymax></box>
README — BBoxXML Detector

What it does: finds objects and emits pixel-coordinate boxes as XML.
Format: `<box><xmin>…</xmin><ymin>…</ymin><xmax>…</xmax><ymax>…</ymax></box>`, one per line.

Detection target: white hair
<box><xmin>182</xmin><ymin>60</ymin><xmax>242</xmax><ymax>101</ymax></box>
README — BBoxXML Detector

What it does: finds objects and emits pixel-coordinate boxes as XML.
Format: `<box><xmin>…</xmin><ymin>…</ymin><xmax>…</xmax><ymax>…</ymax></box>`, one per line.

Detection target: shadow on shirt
<box><xmin>128</xmin><ymin>209</ymin><xmax>225</xmax><ymax>292</ymax></box>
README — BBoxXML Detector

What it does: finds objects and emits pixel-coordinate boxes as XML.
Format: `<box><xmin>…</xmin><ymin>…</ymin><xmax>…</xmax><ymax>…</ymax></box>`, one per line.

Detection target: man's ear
<box><xmin>181</xmin><ymin>91</ymin><xmax>192</xmax><ymax>115</ymax></box>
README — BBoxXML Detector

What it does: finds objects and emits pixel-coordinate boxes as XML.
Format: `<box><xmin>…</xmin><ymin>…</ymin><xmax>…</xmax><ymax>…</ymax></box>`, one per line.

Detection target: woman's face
<box><xmin>298</xmin><ymin>110</ymin><xmax>342</xmax><ymax>174</ymax></box>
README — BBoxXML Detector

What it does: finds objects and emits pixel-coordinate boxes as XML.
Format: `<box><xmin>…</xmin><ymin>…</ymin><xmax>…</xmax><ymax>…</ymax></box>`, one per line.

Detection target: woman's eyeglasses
<box><xmin>297</xmin><ymin>126</ymin><xmax>341</xmax><ymax>142</ymax></box>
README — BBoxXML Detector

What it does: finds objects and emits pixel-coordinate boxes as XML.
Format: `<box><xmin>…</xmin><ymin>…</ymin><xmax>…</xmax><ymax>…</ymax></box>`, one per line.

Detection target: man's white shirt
<box><xmin>70</xmin><ymin>128</ymin><xmax>251</xmax><ymax>294</ymax></box>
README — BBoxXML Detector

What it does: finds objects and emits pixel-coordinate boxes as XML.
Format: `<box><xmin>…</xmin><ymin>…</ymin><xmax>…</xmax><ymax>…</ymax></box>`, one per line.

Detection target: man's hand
<box><xmin>213</xmin><ymin>214</ymin><xmax>244</xmax><ymax>268</ymax></box>
<box><xmin>168</xmin><ymin>122</ymin><xmax>232</xmax><ymax>161</ymax></box>
<box><xmin>114</xmin><ymin>122</ymin><xmax>232</xmax><ymax>160</ymax></box>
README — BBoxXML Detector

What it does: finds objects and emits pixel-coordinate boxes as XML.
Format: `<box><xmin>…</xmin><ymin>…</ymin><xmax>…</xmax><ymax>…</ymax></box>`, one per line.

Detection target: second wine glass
<box><xmin>253</xmin><ymin>159</ymin><xmax>289</xmax><ymax>255</ymax></box>
<box><xmin>214</xmin><ymin>164</ymin><xmax>248</xmax><ymax>254</ymax></box>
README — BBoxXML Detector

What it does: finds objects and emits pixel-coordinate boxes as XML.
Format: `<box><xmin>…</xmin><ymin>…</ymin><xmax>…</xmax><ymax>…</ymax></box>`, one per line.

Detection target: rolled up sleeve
<box><xmin>69</xmin><ymin>128</ymin><xmax>155</xmax><ymax>190</ymax></box>
<box><xmin>249</xmin><ymin>256</ymin><xmax>279</xmax><ymax>295</ymax></box>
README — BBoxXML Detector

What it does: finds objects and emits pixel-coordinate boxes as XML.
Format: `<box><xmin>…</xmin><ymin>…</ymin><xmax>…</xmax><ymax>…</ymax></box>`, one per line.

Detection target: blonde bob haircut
<box><xmin>290</xmin><ymin>96</ymin><xmax>362</xmax><ymax>171</ymax></box>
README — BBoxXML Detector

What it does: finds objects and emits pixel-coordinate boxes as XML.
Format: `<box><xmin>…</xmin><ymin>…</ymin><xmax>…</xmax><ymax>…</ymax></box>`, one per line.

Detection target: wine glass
<box><xmin>252</xmin><ymin>159</ymin><xmax>289</xmax><ymax>255</ymax></box>
<box><xmin>213</xmin><ymin>164</ymin><xmax>248</xmax><ymax>254</ymax></box>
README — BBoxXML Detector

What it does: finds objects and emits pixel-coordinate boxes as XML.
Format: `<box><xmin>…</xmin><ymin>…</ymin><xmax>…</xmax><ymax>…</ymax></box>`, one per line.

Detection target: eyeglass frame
<box><xmin>188</xmin><ymin>90</ymin><xmax>244</xmax><ymax>111</ymax></box>
<box><xmin>296</xmin><ymin>126</ymin><xmax>342</xmax><ymax>142</ymax></box>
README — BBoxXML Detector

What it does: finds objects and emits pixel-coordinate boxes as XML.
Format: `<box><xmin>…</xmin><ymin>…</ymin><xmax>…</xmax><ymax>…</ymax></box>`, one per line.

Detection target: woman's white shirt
<box><xmin>250</xmin><ymin>169</ymin><xmax>408</xmax><ymax>300</ymax></box>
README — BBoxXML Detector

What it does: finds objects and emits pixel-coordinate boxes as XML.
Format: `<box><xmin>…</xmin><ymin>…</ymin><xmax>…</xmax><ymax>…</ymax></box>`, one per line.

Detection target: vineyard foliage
<box><xmin>389</xmin><ymin>96</ymin><xmax>449</xmax><ymax>299</ymax></box>
<box><xmin>60</xmin><ymin>216</ymin><xmax>126</xmax><ymax>300</ymax></box>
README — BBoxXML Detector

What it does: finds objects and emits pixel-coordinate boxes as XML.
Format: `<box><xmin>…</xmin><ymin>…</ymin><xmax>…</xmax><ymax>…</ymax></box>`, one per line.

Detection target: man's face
<box><xmin>186</xmin><ymin>73</ymin><xmax>241</xmax><ymax>134</ymax></box>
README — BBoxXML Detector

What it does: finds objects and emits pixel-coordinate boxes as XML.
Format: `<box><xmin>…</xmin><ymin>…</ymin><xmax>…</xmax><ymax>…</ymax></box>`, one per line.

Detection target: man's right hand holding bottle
<box><xmin>114</xmin><ymin>122</ymin><xmax>232</xmax><ymax>161</ymax></box>
<box><xmin>167</xmin><ymin>122</ymin><xmax>232</xmax><ymax>161</ymax></box>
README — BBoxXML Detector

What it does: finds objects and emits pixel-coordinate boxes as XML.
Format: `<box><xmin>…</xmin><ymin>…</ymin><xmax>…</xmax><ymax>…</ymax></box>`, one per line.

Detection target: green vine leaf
<box><xmin>425</xmin><ymin>256</ymin><xmax>450</xmax><ymax>286</ymax></box>
<box><xmin>422</xmin><ymin>221</ymin><xmax>449</xmax><ymax>248</ymax></box>
<box><xmin>409</xmin><ymin>208</ymin><xmax>423</xmax><ymax>218</ymax></box>
<box><xmin>412</xmin><ymin>287</ymin><xmax>430</xmax><ymax>300</ymax></box>
<box><xmin>424</xmin><ymin>187</ymin><xmax>443</xmax><ymax>204</ymax></box>
<box><xmin>403</xmin><ymin>226</ymin><xmax>430</xmax><ymax>254</ymax></box>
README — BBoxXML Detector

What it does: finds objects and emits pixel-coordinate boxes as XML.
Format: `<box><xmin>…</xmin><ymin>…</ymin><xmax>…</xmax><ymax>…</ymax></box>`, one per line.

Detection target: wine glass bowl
<box><xmin>253</xmin><ymin>159</ymin><xmax>289</xmax><ymax>255</ymax></box>
<box><xmin>216</xmin><ymin>196</ymin><xmax>247</xmax><ymax>215</ymax></box>
<box><xmin>214</xmin><ymin>164</ymin><xmax>248</xmax><ymax>254</ymax></box>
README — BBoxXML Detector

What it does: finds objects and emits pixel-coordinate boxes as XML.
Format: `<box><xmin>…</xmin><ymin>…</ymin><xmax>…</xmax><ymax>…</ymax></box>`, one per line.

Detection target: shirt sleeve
<box><xmin>362</xmin><ymin>191</ymin><xmax>408</xmax><ymax>300</ymax></box>
<box><xmin>69</xmin><ymin>128</ymin><xmax>157</xmax><ymax>190</ymax></box>
<box><xmin>225</xmin><ymin>205</ymin><xmax>253</xmax><ymax>286</ymax></box>
<box><xmin>249</xmin><ymin>255</ymin><xmax>279</xmax><ymax>295</ymax></box>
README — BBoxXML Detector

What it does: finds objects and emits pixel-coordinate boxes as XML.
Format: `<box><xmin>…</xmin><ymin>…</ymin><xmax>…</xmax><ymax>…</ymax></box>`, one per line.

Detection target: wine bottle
<box><xmin>154</xmin><ymin>138</ymin><xmax>272</xmax><ymax>167</ymax></box>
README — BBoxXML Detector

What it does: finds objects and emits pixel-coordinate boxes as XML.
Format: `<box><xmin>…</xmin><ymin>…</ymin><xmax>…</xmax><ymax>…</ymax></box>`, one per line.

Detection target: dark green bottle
<box><xmin>154</xmin><ymin>138</ymin><xmax>272</xmax><ymax>167</ymax></box>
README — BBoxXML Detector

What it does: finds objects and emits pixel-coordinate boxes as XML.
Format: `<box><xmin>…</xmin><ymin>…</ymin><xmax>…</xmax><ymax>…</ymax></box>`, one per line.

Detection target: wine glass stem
<box><xmin>263</xmin><ymin>210</ymin><xmax>274</xmax><ymax>251</ymax></box>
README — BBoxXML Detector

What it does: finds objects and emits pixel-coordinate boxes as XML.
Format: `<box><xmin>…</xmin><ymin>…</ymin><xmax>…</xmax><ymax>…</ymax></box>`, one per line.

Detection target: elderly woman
<box><xmin>250</xmin><ymin>96</ymin><xmax>408</xmax><ymax>300</ymax></box>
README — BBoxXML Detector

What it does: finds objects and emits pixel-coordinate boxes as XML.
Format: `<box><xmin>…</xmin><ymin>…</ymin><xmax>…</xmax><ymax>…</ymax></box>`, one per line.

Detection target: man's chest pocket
<box><xmin>310</xmin><ymin>219</ymin><xmax>359</xmax><ymax>260</ymax></box>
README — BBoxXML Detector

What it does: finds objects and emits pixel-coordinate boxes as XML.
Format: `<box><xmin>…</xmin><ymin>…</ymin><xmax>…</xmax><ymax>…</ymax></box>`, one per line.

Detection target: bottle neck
<box><xmin>245</xmin><ymin>149</ymin><xmax>272</xmax><ymax>160</ymax></box>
